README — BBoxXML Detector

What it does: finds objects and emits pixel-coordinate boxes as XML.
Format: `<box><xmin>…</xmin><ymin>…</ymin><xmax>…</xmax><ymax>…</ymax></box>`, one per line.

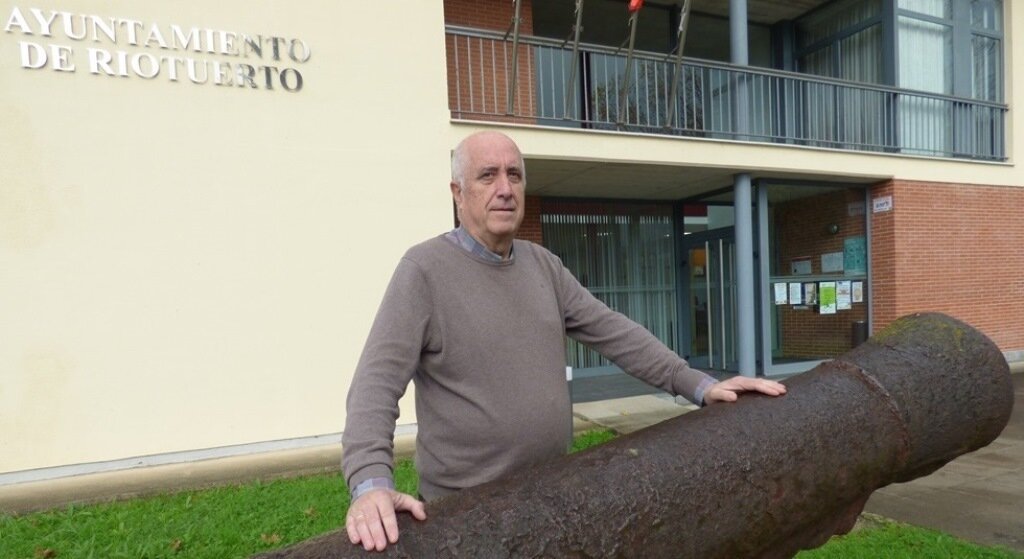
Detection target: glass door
<box><xmin>681</xmin><ymin>227</ymin><xmax>737</xmax><ymax>371</ymax></box>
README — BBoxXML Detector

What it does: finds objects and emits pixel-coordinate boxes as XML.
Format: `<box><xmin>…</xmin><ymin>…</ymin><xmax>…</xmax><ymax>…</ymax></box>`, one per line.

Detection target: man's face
<box><xmin>451</xmin><ymin>133</ymin><xmax>525</xmax><ymax>256</ymax></box>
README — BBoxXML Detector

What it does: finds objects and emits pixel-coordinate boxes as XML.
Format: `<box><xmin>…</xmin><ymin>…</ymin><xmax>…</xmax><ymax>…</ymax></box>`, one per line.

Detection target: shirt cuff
<box><xmin>694</xmin><ymin>375</ymin><xmax>717</xmax><ymax>407</ymax></box>
<box><xmin>351</xmin><ymin>477</ymin><xmax>395</xmax><ymax>499</ymax></box>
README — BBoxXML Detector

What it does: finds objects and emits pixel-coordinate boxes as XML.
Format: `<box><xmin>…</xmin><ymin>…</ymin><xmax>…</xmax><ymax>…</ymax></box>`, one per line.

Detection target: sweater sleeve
<box><xmin>551</xmin><ymin>254</ymin><xmax>714</xmax><ymax>405</ymax></box>
<box><xmin>341</xmin><ymin>257</ymin><xmax>433</xmax><ymax>492</ymax></box>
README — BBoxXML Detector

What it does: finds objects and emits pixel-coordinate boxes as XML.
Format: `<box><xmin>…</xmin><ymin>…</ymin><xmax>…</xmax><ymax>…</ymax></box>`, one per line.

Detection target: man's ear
<box><xmin>450</xmin><ymin>182</ymin><xmax>463</xmax><ymax>208</ymax></box>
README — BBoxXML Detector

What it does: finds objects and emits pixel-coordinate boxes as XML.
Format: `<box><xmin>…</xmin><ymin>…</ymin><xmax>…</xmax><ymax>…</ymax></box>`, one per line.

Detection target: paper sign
<box><xmin>789</xmin><ymin>282</ymin><xmax>802</xmax><ymax>305</ymax></box>
<box><xmin>844</xmin><ymin>237</ymin><xmax>866</xmax><ymax>275</ymax></box>
<box><xmin>774</xmin><ymin>283</ymin><xmax>788</xmax><ymax>305</ymax></box>
<box><xmin>819</xmin><ymin>282</ymin><xmax>837</xmax><ymax>314</ymax></box>
<box><xmin>852</xmin><ymin>281</ymin><xmax>864</xmax><ymax>303</ymax></box>
<box><xmin>791</xmin><ymin>257</ymin><xmax>812</xmax><ymax>275</ymax></box>
<box><xmin>822</xmin><ymin>251</ymin><xmax>844</xmax><ymax>273</ymax></box>
<box><xmin>837</xmin><ymin>280</ymin><xmax>852</xmax><ymax>310</ymax></box>
<box><xmin>804</xmin><ymin>283</ymin><xmax>817</xmax><ymax>305</ymax></box>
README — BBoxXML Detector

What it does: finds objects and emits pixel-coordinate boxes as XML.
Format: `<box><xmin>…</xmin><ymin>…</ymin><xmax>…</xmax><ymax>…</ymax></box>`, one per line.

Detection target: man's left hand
<box><xmin>703</xmin><ymin>376</ymin><xmax>786</xmax><ymax>405</ymax></box>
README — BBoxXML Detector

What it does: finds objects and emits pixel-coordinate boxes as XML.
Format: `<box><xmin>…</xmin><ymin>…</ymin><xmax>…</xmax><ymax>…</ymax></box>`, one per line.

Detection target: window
<box><xmin>898</xmin><ymin>0</ymin><xmax>951</xmax><ymax>18</ymax></box>
<box><xmin>970</xmin><ymin>0</ymin><xmax>1002</xmax><ymax>101</ymax></box>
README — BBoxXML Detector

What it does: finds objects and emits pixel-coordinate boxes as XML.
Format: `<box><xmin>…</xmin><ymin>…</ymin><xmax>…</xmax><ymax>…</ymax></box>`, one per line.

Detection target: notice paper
<box><xmin>789</xmin><ymin>282</ymin><xmax>802</xmax><ymax>305</ymax></box>
<box><xmin>837</xmin><ymin>280</ymin><xmax>852</xmax><ymax>310</ymax></box>
<box><xmin>852</xmin><ymin>281</ymin><xmax>864</xmax><ymax>303</ymax></box>
<box><xmin>804</xmin><ymin>283</ymin><xmax>818</xmax><ymax>306</ymax></box>
<box><xmin>819</xmin><ymin>281</ymin><xmax>837</xmax><ymax>314</ymax></box>
<box><xmin>774</xmin><ymin>283</ymin><xmax>788</xmax><ymax>305</ymax></box>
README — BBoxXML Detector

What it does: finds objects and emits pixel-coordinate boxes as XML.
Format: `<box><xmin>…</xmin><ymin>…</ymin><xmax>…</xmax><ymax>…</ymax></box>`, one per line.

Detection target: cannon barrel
<box><xmin>257</xmin><ymin>312</ymin><xmax>1014</xmax><ymax>558</ymax></box>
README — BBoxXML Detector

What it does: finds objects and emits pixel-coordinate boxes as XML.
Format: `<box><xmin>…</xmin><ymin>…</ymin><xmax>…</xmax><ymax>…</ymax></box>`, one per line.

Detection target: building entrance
<box><xmin>680</xmin><ymin>227</ymin><xmax>737</xmax><ymax>372</ymax></box>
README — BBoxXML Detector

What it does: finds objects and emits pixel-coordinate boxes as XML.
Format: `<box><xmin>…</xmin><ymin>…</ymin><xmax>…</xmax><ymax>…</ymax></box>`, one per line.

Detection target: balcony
<box><xmin>446</xmin><ymin>25</ymin><xmax>1007</xmax><ymax>162</ymax></box>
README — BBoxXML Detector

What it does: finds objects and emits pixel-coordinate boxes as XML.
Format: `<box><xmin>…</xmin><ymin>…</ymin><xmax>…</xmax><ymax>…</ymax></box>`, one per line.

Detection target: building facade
<box><xmin>1</xmin><ymin>0</ymin><xmax>1021</xmax><ymax>486</ymax></box>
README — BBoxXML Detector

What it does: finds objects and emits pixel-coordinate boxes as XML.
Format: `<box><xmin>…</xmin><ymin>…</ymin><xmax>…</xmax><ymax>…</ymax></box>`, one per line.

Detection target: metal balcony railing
<box><xmin>445</xmin><ymin>25</ymin><xmax>1007</xmax><ymax>162</ymax></box>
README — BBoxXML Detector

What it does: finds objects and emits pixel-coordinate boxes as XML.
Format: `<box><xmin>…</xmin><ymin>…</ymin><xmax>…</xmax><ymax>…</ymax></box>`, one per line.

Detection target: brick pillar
<box><xmin>868</xmin><ymin>180</ymin><xmax>897</xmax><ymax>333</ymax></box>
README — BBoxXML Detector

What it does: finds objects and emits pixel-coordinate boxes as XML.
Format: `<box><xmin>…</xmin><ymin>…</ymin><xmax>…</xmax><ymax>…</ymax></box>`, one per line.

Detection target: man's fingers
<box><xmin>753</xmin><ymin>379</ymin><xmax>786</xmax><ymax>395</ymax></box>
<box><xmin>410</xmin><ymin>500</ymin><xmax>427</xmax><ymax>521</ymax></box>
<box><xmin>394</xmin><ymin>493</ymin><xmax>428</xmax><ymax>521</ymax></box>
<box><xmin>355</xmin><ymin>517</ymin><xmax>375</xmax><ymax>551</ymax></box>
<box><xmin>379</xmin><ymin>504</ymin><xmax>400</xmax><ymax>544</ymax></box>
<box><xmin>345</xmin><ymin>514</ymin><xmax>361</xmax><ymax>545</ymax></box>
<box><xmin>366</xmin><ymin>507</ymin><xmax>389</xmax><ymax>551</ymax></box>
<box><xmin>719</xmin><ymin>390</ymin><xmax>737</xmax><ymax>402</ymax></box>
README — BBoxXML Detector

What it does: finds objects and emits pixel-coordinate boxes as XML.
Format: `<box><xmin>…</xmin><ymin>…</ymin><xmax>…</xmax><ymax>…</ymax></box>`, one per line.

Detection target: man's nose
<box><xmin>495</xmin><ymin>173</ymin><xmax>513</xmax><ymax>197</ymax></box>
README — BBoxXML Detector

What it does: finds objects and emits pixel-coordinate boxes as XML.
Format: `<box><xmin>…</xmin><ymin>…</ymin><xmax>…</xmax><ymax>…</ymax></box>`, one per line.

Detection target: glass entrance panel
<box><xmin>684</xmin><ymin>229</ymin><xmax>736</xmax><ymax>371</ymax></box>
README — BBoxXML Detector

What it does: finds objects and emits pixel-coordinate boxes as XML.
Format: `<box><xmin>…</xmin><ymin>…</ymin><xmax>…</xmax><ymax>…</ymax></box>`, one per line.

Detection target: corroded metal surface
<box><xmin>255</xmin><ymin>313</ymin><xmax>1013</xmax><ymax>558</ymax></box>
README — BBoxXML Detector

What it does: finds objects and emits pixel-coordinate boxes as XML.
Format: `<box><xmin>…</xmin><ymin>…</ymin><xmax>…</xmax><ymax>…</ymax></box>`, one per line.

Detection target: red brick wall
<box><xmin>870</xmin><ymin>180</ymin><xmax>1024</xmax><ymax>352</ymax></box>
<box><xmin>518</xmin><ymin>195</ymin><xmax>544</xmax><ymax>244</ymax></box>
<box><xmin>775</xmin><ymin>188</ymin><xmax>868</xmax><ymax>358</ymax></box>
<box><xmin>444</xmin><ymin>0</ymin><xmax>534</xmax><ymax>31</ymax></box>
<box><xmin>444</xmin><ymin>0</ymin><xmax>537</xmax><ymax>123</ymax></box>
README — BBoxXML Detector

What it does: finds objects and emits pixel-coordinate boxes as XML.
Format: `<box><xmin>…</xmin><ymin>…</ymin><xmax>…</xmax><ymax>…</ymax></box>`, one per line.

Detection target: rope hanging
<box><xmin>666</xmin><ymin>0</ymin><xmax>692</xmax><ymax>129</ymax></box>
<box><xmin>562</xmin><ymin>0</ymin><xmax>585</xmax><ymax>119</ymax></box>
<box><xmin>616</xmin><ymin>1</ymin><xmax>642</xmax><ymax>126</ymax></box>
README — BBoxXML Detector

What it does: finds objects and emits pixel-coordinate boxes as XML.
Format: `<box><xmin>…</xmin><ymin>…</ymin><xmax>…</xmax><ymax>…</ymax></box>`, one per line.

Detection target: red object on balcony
<box><xmin>628</xmin><ymin>0</ymin><xmax>644</xmax><ymax>13</ymax></box>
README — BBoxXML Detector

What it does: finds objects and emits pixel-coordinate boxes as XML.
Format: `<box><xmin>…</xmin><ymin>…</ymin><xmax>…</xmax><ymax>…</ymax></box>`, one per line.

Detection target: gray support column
<box><xmin>730</xmin><ymin>0</ymin><xmax>749</xmax><ymax>65</ymax></box>
<box><xmin>730</xmin><ymin>0</ymin><xmax>749</xmax><ymax>139</ymax></box>
<box><xmin>734</xmin><ymin>173</ymin><xmax>755</xmax><ymax>377</ymax></box>
<box><xmin>673</xmin><ymin>201</ymin><xmax>689</xmax><ymax>358</ymax></box>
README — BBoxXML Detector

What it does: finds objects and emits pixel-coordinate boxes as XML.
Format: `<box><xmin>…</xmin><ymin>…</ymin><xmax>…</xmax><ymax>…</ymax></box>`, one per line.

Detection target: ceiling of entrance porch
<box><xmin>522</xmin><ymin>157</ymin><xmax>880</xmax><ymax>202</ymax></box>
<box><xmin>650</xmin><ymin>0</ymin><xmax>829</xmax><ymax>25</ymax></box>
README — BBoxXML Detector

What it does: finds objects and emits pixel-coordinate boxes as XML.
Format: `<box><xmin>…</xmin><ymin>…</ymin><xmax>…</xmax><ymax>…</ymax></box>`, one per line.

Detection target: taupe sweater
<box><xmin>342</xmin><ymin>235</ymin><xmax>712</xmax><ymax>500</ymax></box>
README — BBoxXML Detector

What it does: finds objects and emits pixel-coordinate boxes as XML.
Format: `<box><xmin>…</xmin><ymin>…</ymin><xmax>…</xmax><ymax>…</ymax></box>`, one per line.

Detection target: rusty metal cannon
<box><xmin>256</xmin><ymin>312</ymin><xmax>1014</xmax><ymax>558</ymax></box>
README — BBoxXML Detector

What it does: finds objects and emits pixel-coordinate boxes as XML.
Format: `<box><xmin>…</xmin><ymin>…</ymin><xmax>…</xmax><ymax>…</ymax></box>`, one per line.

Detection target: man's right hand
<box><xmin>345</xmin><ymin>488</ymin><xmax>427</xmax><ymax>552</ymax></box>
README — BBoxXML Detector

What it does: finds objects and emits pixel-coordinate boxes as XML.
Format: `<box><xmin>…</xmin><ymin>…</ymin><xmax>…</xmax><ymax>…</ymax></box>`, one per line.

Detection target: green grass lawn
<box><xmin>1</xmin><ymin>429</ymin><xmax>1020</xmax><ymax>559</ymax></box>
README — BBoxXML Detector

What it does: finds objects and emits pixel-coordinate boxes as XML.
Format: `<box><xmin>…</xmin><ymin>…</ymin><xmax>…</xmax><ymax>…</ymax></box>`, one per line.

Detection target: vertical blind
<box><xmin>541</xmin><ymin>202</ymin><xmax>677</xmax><ymax>369</ymax></box>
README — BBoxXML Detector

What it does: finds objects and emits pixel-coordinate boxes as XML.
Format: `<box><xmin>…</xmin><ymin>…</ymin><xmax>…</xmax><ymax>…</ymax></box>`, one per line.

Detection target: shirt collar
<box><xmin>446</xmin><ymin>226</ymin><xmax>514</xmax><ymax>262</ymax></box>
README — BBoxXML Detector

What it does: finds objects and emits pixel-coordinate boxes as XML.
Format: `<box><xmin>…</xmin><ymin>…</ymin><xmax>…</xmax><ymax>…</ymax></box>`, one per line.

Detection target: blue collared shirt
<box><xmin>444</xmin><ymin>226</ymin><xmax>512</xmax><ymax>262</ymax></box>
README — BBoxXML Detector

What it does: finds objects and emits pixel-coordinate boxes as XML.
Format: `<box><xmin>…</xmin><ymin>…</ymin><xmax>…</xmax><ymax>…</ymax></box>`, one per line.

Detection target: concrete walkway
<box><xmin>571</xmin><ymin>374</ymin><xmax>1024</xmax><ymax>554</ymax></box>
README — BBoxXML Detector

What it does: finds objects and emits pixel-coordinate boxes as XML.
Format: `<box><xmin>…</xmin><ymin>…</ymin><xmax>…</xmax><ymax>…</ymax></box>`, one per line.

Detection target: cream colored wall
<box><xmin>1007</xmin><ymin>0</ymin><xmax>1018</xmax><ymax>163</ymax></box>
<box><xmin>0</xmin><ymin>1</ymin><xmax>452</xmax><ymax>474</ymax></box>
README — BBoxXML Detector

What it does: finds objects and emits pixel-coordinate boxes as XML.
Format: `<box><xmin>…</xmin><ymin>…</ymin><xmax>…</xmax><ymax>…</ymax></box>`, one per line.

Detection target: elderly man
<box><xmin>341</xmin><ymin>131</ymin><xmax>786</xmax><ymax>552</ymax></box>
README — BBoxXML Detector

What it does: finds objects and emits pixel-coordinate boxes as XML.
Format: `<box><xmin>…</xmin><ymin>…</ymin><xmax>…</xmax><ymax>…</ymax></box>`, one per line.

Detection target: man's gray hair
<box><xmin>451</xmin><ymin>140</ymin><xmax>470</xmax><ymax>190</ymax></box>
